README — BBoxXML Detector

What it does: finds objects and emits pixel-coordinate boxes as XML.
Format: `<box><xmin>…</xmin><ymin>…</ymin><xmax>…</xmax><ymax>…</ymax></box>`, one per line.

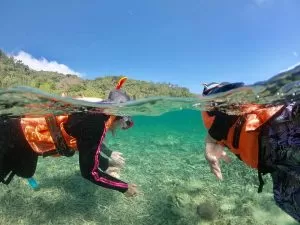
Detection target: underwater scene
<box><xmin>0</xmin><ymin>110</ymin><xmax>297</xmax><ymax>225</ymax></box>
<box><xmin>1</xmin><ymin>64</ymin><xmax>300</xmax><ymax>225</ymax></box>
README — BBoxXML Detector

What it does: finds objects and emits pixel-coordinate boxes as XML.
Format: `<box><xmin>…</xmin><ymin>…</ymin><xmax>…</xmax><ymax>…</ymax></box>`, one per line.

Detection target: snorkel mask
<box><xmin>201</xmin><ymin>82</ymin><xmax>245</xmax><ymax>112</ymax></box>
<box><xmin>116</xmin><ymin>115</ymin><xmax>134</xmax><ymax>130</ymax></box>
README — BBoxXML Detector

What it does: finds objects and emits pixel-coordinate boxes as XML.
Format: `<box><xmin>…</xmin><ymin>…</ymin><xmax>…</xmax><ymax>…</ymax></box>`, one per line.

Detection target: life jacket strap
<box><xmin>1</xmin><ymin>170</ymin><xmax>16</xmax><ymax>185</ymax></box>
<box><xmin>45</xmin><ymin>115</ymin><xmax>75</xmax><ymax>157</ymax></box>
<box><xmin>41</xmin><ymin>149</ymin><xmax>60</xmax><ymax>158</ymax></box>
<box><xmin>257</xmin><ymin>171</ymin><xmax>265</xmax><ymax>193</ymax></box>
<box><xmin>232</xmin><ymin>116</ymin><xmax>246</xmax><ymax>149</ymax></box>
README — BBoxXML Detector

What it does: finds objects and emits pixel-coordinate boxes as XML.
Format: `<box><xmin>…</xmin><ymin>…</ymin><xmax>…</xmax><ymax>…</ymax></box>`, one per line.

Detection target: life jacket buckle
<box><xmin>45</xmin><ymin>115</ymin><xmax>75</xmax><ymax>157</ymax></box>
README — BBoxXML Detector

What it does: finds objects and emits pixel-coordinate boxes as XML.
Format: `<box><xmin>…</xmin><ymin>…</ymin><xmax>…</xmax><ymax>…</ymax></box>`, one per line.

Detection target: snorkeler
<box><xmin>61</xmin><ymin>93</ymin><xmax>126</xmax><ymax>178</ymax></box>
<box><xmin>200</xmin><ymin>82</ymin><xmax>300</xmax><ymax>222</ymax></box>
<box><xmin>0</xmin><ymin>77</ymin><xmax>138</xmax><ymax>197</ymax></box>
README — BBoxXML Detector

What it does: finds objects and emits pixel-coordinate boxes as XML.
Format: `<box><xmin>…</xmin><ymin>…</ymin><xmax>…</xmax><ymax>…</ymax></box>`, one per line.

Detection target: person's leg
<box><xmin>261</xmin><ymin>103</ymin><xmax>300</xmax><ymax>222</ymax></box>
<box><xmin>0</xmin><ymin>118</ymin><xmax>11</xmax><ymax>183</ymax></box>
<box><xmin>271</xmin><ymin>168</ymin><xmax>300</xmax><ymax>222</ymax></box>
<box><xmin>11</xmin><ymin>118</ymin><xmax>39</xmax><ymax>179</ymax></box>
<box><xmin>0</xmin><ymin>118</ymin><xmax>39</xmax><ymax>184</ymax></box>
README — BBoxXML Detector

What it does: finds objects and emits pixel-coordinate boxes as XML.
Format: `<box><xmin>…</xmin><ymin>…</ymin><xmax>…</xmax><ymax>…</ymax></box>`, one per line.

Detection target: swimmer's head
<box><xmin>202</xmin><ymin>82</ymin><xmax>244</xmax><ymax>96</ymax></box>
<box><xmin>103</xmin><ymin>77</ymin><xmax>134</xmax><ymax>131</ymax></box>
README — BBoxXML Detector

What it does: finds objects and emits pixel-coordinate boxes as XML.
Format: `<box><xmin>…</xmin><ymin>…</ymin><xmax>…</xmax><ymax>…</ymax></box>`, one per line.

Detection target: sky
<box><xmin>0</xmin><ymin>0</ymin><xmax>299</xmax><ymax>93</ymax></box>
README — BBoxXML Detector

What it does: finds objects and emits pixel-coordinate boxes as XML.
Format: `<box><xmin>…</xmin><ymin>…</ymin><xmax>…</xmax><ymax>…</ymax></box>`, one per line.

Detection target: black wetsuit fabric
<box><xmin>64</xmin><ymin>112</ymin><xmax>129</xmax><ymax>193</ymax></box>
<box><xmin>207</xmin><ymin>111</ymin><xmax>238</xmax><ymax>141</ymax></box>
<box><xmin>102</xmin><ymin>143</ymin><xmax>113</xmax><ymax>157</ymax></box>
<box><xmin>0</xmin><ymin>118</ymin><xmax>38</xmax><ymax>183</ymax></box>
<box><xmin>98</xmin><ymin>144</ymin><xmax>113</xmax><ymax>171</ymax></box>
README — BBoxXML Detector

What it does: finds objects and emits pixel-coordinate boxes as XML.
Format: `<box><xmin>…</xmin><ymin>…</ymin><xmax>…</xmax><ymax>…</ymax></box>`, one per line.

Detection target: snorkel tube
<box><xmin>116</xmin><ymin>76</ymin><xmax>127</xmax><ymax>90</ymax></box>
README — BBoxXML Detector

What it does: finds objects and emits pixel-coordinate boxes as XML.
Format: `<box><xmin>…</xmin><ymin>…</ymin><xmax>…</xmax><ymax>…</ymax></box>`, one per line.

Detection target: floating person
<box><xmin>0</xmin><ymin>77</ymin><xmax>138</xmax><ymax>197</ymax></box>
<box><xmin>64</xmin><ymin>92</ymin><xmax>127</xmax><ymax>178</ymax></box>
<box><xmin>200</xmin><ymin>82</ymin><xmax>300</xmax><ymax>222</ymax></box>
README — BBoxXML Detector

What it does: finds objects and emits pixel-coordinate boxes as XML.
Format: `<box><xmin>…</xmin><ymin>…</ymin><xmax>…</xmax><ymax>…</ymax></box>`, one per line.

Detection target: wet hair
<box><xmin>107</xmin><ymin>89</ymin><xmax>131</xmax><ymax>103</ymax></box>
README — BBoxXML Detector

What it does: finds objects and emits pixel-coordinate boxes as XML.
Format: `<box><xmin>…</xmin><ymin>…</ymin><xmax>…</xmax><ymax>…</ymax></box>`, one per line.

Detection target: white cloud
<box><xmin>293</xmin><ymin>51</ymin><xmax>298</xmax><ymax>57</ymax></box>
<box><xmin>12</xmin><ymin>51</ymin><xmax>81</xmax><ymax>76</ymax></box>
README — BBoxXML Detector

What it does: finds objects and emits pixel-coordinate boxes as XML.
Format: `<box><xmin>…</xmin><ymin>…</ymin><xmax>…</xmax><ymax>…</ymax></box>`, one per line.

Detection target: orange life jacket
<box><xmin>20</xmin><ymin>115</ymin><xmax>77</xmax><ymax>157</ymax></box>
<box><xmin>20</xmin><ymin>76</ymin><xmax>126</xmax><ymax>157</ymax></box>
<box><xmin>20</xmin><ymin>114</ymin><xmax>117</xmax><ymax>157</ymax></box>
<box><xmin>202</xmin><ymin>104</ymin><xmax>284</xmax><ymax>169</ymax></box>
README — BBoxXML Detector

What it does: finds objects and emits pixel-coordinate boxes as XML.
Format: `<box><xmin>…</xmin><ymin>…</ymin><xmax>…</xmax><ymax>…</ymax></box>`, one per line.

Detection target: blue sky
<box><xmin>0</xmin><ymin>0</ymin><xmax>299</xmax><ymax>93</ymax></box>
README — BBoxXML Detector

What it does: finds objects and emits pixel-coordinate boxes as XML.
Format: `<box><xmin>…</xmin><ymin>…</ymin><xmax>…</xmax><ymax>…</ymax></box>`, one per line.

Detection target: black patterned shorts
<box><xmin>260</xmin><ymin>102</ymin><xmax>300</xmax><ymax>222</ymax></box>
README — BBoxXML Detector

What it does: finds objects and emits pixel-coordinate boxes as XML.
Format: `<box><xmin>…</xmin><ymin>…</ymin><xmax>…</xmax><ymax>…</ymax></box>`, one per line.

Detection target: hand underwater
<box><xmin>110</xmin><ymin>151</ymin><xmax>125</xmax><ymax>168</ymax></box>
<box><xmin>205</xmin><ymin>134</ymin><xmax>231</xmax><ymax>180</ymax></box>
<box><xmin>124</xmin><ymin>184</ymin><xmax>138</xmax><ymax>197</ymax></box>
<box><xmin>106</xmin><ymin>166</ymin><xmax>121</xmax><ymax>179</ymax></box>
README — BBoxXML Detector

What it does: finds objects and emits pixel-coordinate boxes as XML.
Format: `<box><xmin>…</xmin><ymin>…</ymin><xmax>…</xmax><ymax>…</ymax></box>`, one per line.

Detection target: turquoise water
<box><xmin>0</xmin><ymin>110</ymin><xmax>298</xmax><ymax>225</ymax></box>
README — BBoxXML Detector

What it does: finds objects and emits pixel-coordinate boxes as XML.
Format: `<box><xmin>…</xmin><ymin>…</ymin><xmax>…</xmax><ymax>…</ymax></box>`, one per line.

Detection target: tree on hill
<box><xmin>0</xmin><ymin>49</ymin><xmax>194</xmax><ymax>98</ymax></box>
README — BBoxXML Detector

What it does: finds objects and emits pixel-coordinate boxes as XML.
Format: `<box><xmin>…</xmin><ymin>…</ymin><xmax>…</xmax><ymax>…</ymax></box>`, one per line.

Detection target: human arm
<box><xmin>101</xmin><ymin>143</ymin><xmax>113</xmax><ymax>157</ymax></box>
<box><xmin>102</xmin><ymin>143</ymin><xmax>125</xmax><ymax>168</ymax></box>
<box><xmin>78</xmin><ymin>141</ymin><xmax>129</xmax><ymax>193</ymax></box>
<box><xmin>205</xmin><ymin>134</ymin><xmax>231</xmax><ymax>180</ymax></box>
<box><xmin>64</xmin><ymin>112</ymin><xmax>137</xmax><ymax>196</ymax></box>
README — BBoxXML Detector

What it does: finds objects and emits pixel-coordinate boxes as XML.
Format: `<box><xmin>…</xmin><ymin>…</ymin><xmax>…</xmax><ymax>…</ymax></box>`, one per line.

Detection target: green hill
<box><xmin>0</xmin><ymin>50</ymin><xmax>195</xmax><ymax>99</ymax></box>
